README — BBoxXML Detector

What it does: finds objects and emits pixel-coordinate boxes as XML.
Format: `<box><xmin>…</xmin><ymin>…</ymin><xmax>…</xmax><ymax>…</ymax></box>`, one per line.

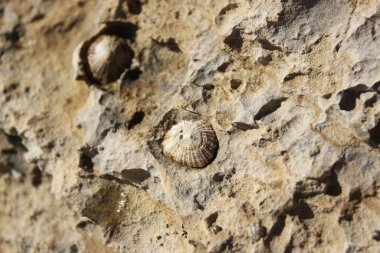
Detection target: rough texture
<box><xmin>0</xmin><ymin>0</ymin><xmax>379</xmax><ymax>252</ymax></box>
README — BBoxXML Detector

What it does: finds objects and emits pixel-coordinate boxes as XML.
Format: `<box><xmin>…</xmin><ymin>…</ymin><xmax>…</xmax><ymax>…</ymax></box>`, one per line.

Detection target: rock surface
<box><xmin>0</xmin><ymin>0</ymin><xmax>379</xmax><ymax>252</ymax></box>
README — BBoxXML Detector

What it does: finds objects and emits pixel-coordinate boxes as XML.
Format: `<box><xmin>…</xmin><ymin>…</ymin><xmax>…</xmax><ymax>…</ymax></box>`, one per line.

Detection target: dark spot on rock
<box><xmin>31</xmin><ymin>167</ymin><xmax>42</xmax><ymax>187</ymax></box>
<box><xmin>322</xmin><ymin>93</ymin><xmax>332</xmax><ymax>99</ymax></box>
<box><xmin>127</xmin><ymin>111</ymin><xmax>145</xmax><ymax>129</ymax></box>
<box><xmin>121</xmin><ymin>168</ymin><xmax>151</xmax><ymax>184</ymax></box>
<box><xmin>105</xmin><ymin>22</ymin><xmax>138</xmax><ymax>43</ymax></box>
<box><xmin>218</xmin><ymin>3</ymin><xmax>239</xmax><ymax>17</ymax></box>
<box><xmin>230</xmin><ymin>79</ymin><xmax>242</xmax><ymax>89</ymax></box>
<box><xmin>284</xmin><ymin>72</ymin><xmax>305</xmax><ymax>81</ymax></box>
<box><xmin>202</xmin><ymin>84</ymin><xmax>215</xmax><ymax>102</ymax></box>
<box><xmin>223</xmin><ymin>28</ymin><xmax>243</xmax><ymax>51</ymax></box>
<box><xmin>338</xmin><ymin>84</ymin><xmax>368</xmax><ymax>111</ymax></box>
<box><xmin>372</xmin><ymin>81</ymin><xmax>380</xmax><ymax>93</ymax></box>
<box><xmin>3</xmin><ymin>82</ymin><xmax>19</xmax><ymax>94</ymax></box>
<box><xmin>127</xmin><ymin>0</ymin><xmax>142</xmax><ymax>15</ymax></box>
<box><xmin>78</xmin><ymin>145</ymin><xmax>98</xmax><ymax>173</ymax></box>
<box><xmin>213</xmin><ymin>226</ymin><xmax>223</xmax><ymax>234</ymax></box>
<box><xmin>3</xmin><ymin>129</ymin><xmax>27</xmax><ymax>152</ymax></box>
<box><xmin>349</xmin><ymin>188</ymin><xmax>362</xmax><ymax>202</ymax></box>
<box><xmin>289</xmin><ymin>201</ymin><xmax>314</xmax><ymax>219</ymax></box>
<box><xmin>205</xmin><ymin>212</ymin><xmax>218</xmax><ymax>228</ymax></box>
<box><xmin>217</xmin><ymin>236</ymin><xmax>234</xmax><ymax>252</ymax></box>
<box><xmin>264</xmin><ymin>215</ymin><xmax>286</xmax><ymax>247</ymax></box>
<box><xmin>217</xmin><ymin>62</ymin><xmax>231</xmax><ymax>72</ymax></box>
<box><xmin>153</xmin><ymin>38</ymin><xmax>181</xmax><ymax>53</ymax></box>
<box><xmin>372</xmin><ymin>230</ymin><xmax>380</xmax><ymax>241</ymax></box>
<box><xmin>254</xmin><ymin>97</ymin><xmax>287</xmax><ymax>120</ymax></box>
<box><xmin>368</xmin><ymin>120</ymin><xmax>380</xmax><ymax>147</ymax></box>
<box><xmin>324</xmin><ymin>159</ymin><xmax>344</xmax><ymax>196</ymax></box>
<box><xmin>213</xmin><ymin>172</ymin><xmax>224</xmax><ymax>183</ymax></box>
<box><xmin>257</xmin><ymin>38</ymin><xmax>283</xmax><ymax>51</ymax></box>
<box><xmin>364</xmin><ymin>94</ymin><xmax>377</xmax><ymax>108</ymax></box>
<box><xmin>31</xmin><ymin>13</ymin><xmax>45</xmax><ymax>22</ymax></box>
<box><xmin>76</xmin><ymin>220</ymin><xmax>93</xmax><ymax>229</ymax></box>
<box><xmin>193</xmin><ymin>195</ymin><xmax>205</xmax><ymax>210</ymax></box>
<box><xmin>232</xmin><ymin>122</ymin><xmax>258</xmax><ymax>131</ymax></box>
<box><xmin>4</xmin><ymin>24</ymin><xmax>24</xmax><ymax>43</ymax></box>
<box><xmin>70</xmin><ymin>244</ymin><xmax>78</xmax><ymax>253</ymax></box>
<box><xmin>124</xmin><ymin>67</ymin><xmax>142</xmax><ymax>82</ymax></box>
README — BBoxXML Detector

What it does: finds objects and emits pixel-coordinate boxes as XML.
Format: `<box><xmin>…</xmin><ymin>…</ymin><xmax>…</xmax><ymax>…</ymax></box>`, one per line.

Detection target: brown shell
<box><xmin>162</xmin><ymin>120</ymin><xmax>219</xmax><ymax>168</ymax></box>
<box><xmin>72</xmin><ymin>22</ymin><xmax>133</xmax><ymax>86</ymax></box>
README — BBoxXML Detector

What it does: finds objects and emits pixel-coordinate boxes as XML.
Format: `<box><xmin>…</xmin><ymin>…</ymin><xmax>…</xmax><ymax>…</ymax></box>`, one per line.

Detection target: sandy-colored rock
<box><xmin>0</xmin><ymin>0</ymin><xmax>379</xmax><ymax>252</ymax></box>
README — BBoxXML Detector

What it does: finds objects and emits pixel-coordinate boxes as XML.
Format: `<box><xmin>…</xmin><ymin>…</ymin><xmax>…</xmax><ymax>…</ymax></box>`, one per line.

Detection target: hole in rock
<box><xmin>324</xmin><ymin>161</ymin><xmax>343</xmax><ymax>196</ymax></box>
<box><xmin>338</xmin><ymin>84</ymin><xmax>368</xmax><ymax>111</ymax></box>
<box><xmin>230</xmin><ymin>79</ymin><xmax>242</xmax><ymax>89</ymax></box>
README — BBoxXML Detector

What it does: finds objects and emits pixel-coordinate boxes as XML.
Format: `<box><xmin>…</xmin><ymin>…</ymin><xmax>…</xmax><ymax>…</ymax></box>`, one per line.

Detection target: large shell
<box><xmin>162</xmin><ymin>120</ymin><xmax>219</xmax><ymax>168</ymax></box>
<box><xmin>72</xmin><ymin>22</ymin><xmax>133</xmax><ymax>86</ymax></box>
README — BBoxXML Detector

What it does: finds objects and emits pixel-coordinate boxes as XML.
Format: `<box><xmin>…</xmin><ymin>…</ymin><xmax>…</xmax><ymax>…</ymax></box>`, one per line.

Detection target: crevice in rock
<box><xmin>254</xmin><ymin>97</ymin><xmax>287</xmax><ymax>120</ymax></box>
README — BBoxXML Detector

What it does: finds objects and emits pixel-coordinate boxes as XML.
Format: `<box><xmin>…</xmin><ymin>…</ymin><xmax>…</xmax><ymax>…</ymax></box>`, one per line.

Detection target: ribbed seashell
<box><xmin>72</xmin><ymin>21</ymin><xmax>133</xmax><ymax>86</ymax></box>
<box><xmin>162</xmin><ymin>120</ymin><xmax>218</xmax><ymax>168</ymax></box>
<box><xmin>87</xmin><ymin>35</ymin><xmax>132</xmax><ymax>84</ymax></box>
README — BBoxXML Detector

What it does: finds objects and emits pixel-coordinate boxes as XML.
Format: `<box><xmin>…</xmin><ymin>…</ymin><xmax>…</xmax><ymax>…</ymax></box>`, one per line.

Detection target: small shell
<box><xmin>72</xmin><ymin>22</ymin><xmax>133</xmax><ymax>86</ymax></box>
<box><xmin>162</xmin><ymin>120</ymin><xmax>218</xmax><ymax>168</ymax></box>
<box><xmin>87</xmin><ymin>35</ymin><xmax>132</xmax><ymax>84</ymax></box>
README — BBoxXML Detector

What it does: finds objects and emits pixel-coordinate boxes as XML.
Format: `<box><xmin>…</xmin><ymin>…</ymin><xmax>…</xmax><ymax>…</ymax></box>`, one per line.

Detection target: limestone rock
<box><xmin>0</xmin><ymin>0</ymin><xmax>379</xmax><ymax>252</ymax></box>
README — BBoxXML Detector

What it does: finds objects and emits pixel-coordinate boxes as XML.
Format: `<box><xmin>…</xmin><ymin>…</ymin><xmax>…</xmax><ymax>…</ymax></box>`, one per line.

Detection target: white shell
<box><xmin>162</xmin><ymin>120</ymin><xmax>218</xmax><ymax>168</ymax></box>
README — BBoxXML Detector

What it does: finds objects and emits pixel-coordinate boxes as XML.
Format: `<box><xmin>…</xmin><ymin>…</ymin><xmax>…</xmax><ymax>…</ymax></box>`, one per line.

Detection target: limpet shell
<box><xmin>162</xmin><ymin>120</ymin><xmax>218</xmax><ymax>168</ymax></box>
<box><xmin>72</xmin><ymin>21</ymin><xmax>133</xmax><ymax>86</ymax></box>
